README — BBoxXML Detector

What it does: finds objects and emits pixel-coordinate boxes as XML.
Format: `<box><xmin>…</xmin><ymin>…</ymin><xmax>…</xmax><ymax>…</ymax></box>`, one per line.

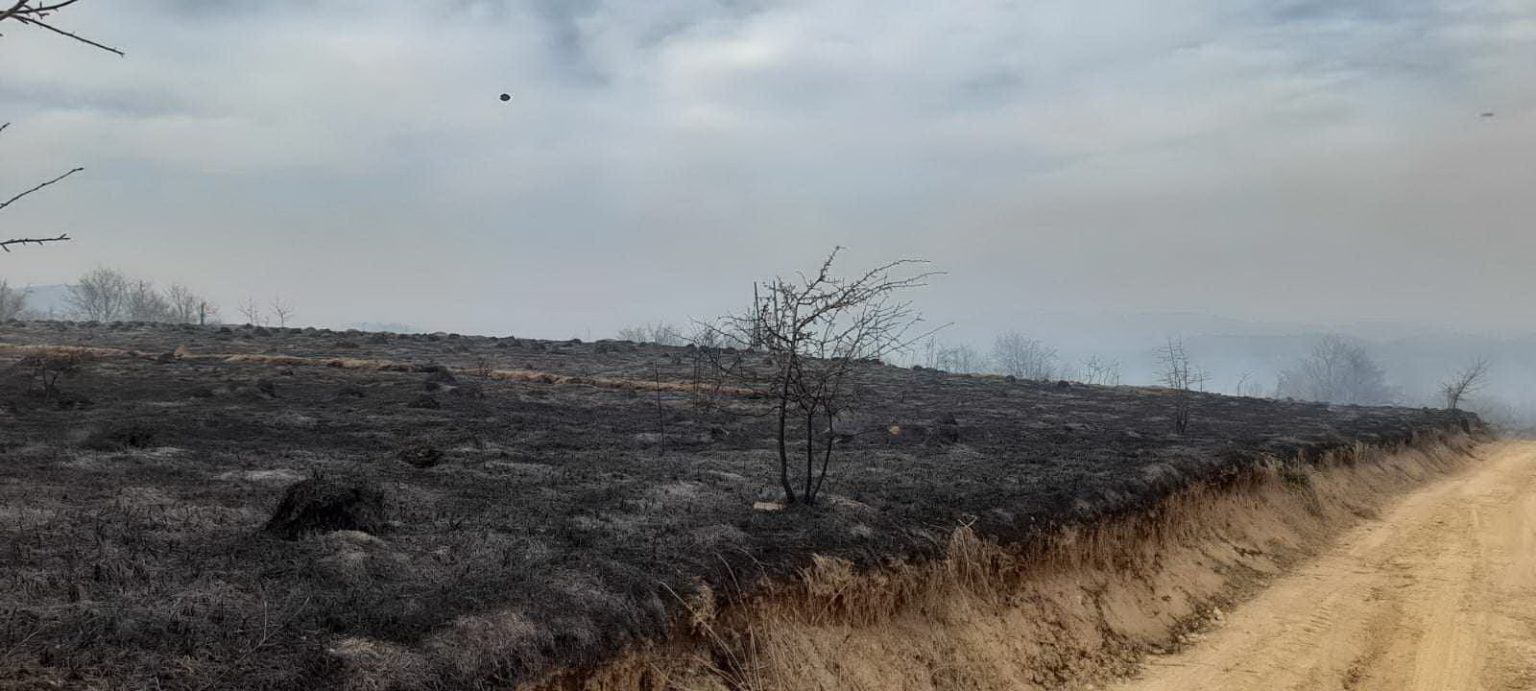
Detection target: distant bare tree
<box><xmin>935</xmin><ymin>342</ymin><xmax>988</xmax><ymax>373</ymax></box>
<box><xmin>237</xmin><ymin>297</ymin><xmax>265</xmax><ymax>327</ymax></box>
<box><xmin>712</xmin><ymin>247</ymin><xmax>936</xmax><ymax>505</ymax></box>
<box><xmin>165</xmin><ymin>283</ymin><xmax>217</xmax><ymax>324</ymax></box>
<box><xmin>65</xmin><ymin>267</ymin><xmax>129</xmax><ymax>320</ymax></box>
<box><xmin>991</xmin><ymin>332</ymin><xmax>1056</xmax><ymax>380</ymax></box>
<box><xmin>1275</xmin><ymin>335</ymin><xmax>1394</xmax><ymax>405</ymax></box>
<box><xmin>1233</xmin><ymin>371</ymin><xmax>1256</xmax><ymax>397</ymax></box>
<box><xmin>124</xmin><ymin>280</ymin><xmax>173</xmax><ymax>322</ymax></box>
<box><xmin>1440</xmin><ymin>358</ymin><xmax>1490</xmax><ymax>411</ymax></box>
<box><xmin>1157</xmin><ymin>338</ymin><xmax>1205</xmax><ymax>434</ymax></box>
<box><xmin>0</xmin><ymin>279</ymin><xmax>27</xmax><ymax>320</ymax></box>
<box><xmin>269</xmin><ymin>295</ymin><xmax>294</xmax><ymax>328</ymax></box>
<box><xmin>617</xmin><ymin>322</ymin><xmax>685</xmax><ymax>346</ymax></box>
<box><xmin>1076</xmin><ymin>356</ymin><xmax>1121</xmax><ymax>386</ymax></box>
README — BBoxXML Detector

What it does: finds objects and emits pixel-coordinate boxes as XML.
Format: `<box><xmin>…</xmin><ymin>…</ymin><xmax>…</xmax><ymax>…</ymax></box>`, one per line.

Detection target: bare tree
<box><xmin>1076</xmin><ymin>356</ymin><xmax>1121</xmax><ymax>386</ymax></box>
<box><xmin>617</xmin><ymin>322</ymin><xmax>686</xmax><ymax>346</ymax></box>
<box><xmin>935</xmin><ymin>342</ymin><xmax>988</xmax><ymax>373</ymax></box>
<box><xmin>268</xmin><ymin>295</ymin><xmax>294</xmax><ymax>328</ymax></box>
<box><xmin>165</xmin><ymin>283</ymin><xmax>217</xmax><ymax>324</ymax></box>
<box><xmin>1157</xmin><ymin>338</ymin><xmax>1205</xmax><ymax>434</ymax></box>
<box><xmin>1275</xmin><ymin>335</ymin><xmax>1395</xmax><ymax>405</ymax></box>
<box><xmin>0</xmin><ymin>279</ymin><xmax>28</xmax><ymax>320</ymax></box>
<box><xmin>712</xmin><ymin>247</ymin><xmax>936</xmax><ymax>505</ymax></box>
<box><xmin>124</xmin><ymin>280</ymin><xmax>172</xmax><ymax>322</ymax></box>
<box><xmin>64</xmin><ymin>267</ymin><xmax>128</xmax><ymax>320</ymax></box>
<box><xmin>237</xmin><ymin>297</ymin><xmax>265</xmax><ymax>327</ymax></box>
<box><xmin>992</xmin><ymin>332</ymin><xmax>1056</xmax><ymax>380</ymax></box>
<box><xmin>1440</xmin><ymin>358</ymin><xmax>1490</xmax><ymax>411</ymax></box>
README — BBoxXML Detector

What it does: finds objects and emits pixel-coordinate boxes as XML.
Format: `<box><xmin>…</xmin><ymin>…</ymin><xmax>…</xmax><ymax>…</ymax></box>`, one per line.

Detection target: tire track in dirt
<box><xmin>1115</xmin><ymin>440</ymin><xmax>1536</xmax><ymax>691</ymax></box>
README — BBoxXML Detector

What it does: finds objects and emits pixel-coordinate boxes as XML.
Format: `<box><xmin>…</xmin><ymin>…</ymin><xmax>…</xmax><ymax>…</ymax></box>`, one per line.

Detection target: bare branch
<box><xmin>0</xmin><ymin>1</ymin><xmax>121</xmax><ymax>56</ymax></box>
<box><xmin>0</xmin><ymin>233</ymin><xmax>69</xmax><ymax>252</ymax></box>
<box><xmin>0</xmin><ymin>166</ymin><xmax>84</xmax><ymax>213</ymax></box>
<box><xmin>9</xmin><ymin>14</ymin><xmax>121</xmax><ymax>55</ymax></box>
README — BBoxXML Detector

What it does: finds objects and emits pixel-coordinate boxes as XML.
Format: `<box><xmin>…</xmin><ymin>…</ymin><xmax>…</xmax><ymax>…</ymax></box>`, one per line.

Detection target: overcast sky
<box><xmin>2</xmin><ymin>0</ymin><xmax>1534</xmax><ymax>341</ymax></box>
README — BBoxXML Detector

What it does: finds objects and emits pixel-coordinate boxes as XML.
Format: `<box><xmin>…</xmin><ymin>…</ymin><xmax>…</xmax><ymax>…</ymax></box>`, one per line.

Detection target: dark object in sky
<box><xmin>1481</xmin><ymin>112</ymin><xmax>1495</xmax><ymax>118</ymax></box>
<box><xmin>500</xmin><ymin>93</ymin><xmax>512</xmax><ymax>102</ymax></box>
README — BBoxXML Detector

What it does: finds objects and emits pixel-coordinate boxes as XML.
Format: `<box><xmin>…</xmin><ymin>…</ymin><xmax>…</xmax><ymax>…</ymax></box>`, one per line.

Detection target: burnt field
<box><xmin>0</xmin><ymin>321</ymin><xmax>1472</xmax><ymax>690</ymax></box>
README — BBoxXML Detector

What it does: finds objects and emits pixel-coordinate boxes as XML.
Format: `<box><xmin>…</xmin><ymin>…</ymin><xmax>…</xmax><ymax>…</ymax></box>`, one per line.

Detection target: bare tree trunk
<box><xmin>810</xmin><ymin>406</ymin><xmax>835</xmax><ymax>502</ymax></box>
<box><xmin>776</xmin><ymin>390</ymin><xmax>797</xmax><ymax>504</ymax></box>
<box><xmin>804</xmin><ymin>411</ymin><xmax>816</xmax><ymax>502</ymax></box>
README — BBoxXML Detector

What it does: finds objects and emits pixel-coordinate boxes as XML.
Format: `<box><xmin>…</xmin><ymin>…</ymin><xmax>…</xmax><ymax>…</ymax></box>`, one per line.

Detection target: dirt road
<box><xmin>1117</xmin><ymin>440</ymin><xmax>1536</xmax><ymax>691</ymax></box>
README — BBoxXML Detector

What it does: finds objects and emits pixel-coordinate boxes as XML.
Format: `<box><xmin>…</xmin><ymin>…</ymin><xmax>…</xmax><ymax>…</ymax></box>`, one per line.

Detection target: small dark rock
<box><xmin>264</xmin><ymin>476</ymin><xmax>386</xmax><ymax>539</ymax></box>
<box><xmin>407</xmin><ymin>394</ymin><xmax>441</xmax><ymax>410</ymax></box>
<box><xmin>398</xmin><ymin>445</ymin><xmax>444</xmax><ymax>468</ymax></box>
<box><xmin>335</xmin><ymin>385</ymin><xmax>366</xmax><ymax>399</ymax></box>
<box><xmin>82</xmin><ymin>424</ymin><xmax>157</xmax><ymax>451</ymax></box>
<box><xmin>425</xmin><ymin>369</ymin><xmax>457</xmax><ymax>384</ymax></box>
<box><xmin>187</xmin><ymin>386</ymin><xmax>217</xmax><ymax>399</ymax></box>
<box><xmin>1056</xmin><ymin>380</ymin><xmax>1071</xmax><ymax>389</ymax></box>
<box><xmin>255</xmin><ymin>379</ymin><xmax>277</xmax><ymax>397</ymax></box>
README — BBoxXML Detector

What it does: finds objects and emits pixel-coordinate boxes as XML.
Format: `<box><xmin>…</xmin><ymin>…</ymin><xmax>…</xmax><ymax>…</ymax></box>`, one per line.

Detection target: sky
<box><xmin>2</xmin><ymin>0</ymin><xmax>1535</xmax><ymax>344</ymax></box>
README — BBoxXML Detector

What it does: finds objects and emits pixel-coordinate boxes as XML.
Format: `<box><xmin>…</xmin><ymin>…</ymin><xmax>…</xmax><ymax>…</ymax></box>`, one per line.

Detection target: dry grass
<box><xmin>524</xmin><ymin>432</ymin><xmax>1481</xmax><ymax>691</ymax></box>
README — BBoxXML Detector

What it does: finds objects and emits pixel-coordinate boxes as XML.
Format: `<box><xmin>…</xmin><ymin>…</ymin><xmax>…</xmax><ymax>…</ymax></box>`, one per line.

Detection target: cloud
<box><xmin>0</xmin><ymin>0</ymin><xmax>1533</xmax><ymax>339</ymax></box>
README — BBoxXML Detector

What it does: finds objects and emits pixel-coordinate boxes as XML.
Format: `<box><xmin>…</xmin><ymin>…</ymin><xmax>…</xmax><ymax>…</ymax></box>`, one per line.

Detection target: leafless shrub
<box><xmin>65</xmin><ymin>267</ymin><xmax>130</xmax><ymax>321</ymax></box>
<box><xmin>0</xmin><ymin>279</ymin><xmax>28</xmax><ymax>320</ymax></box>
<box><xmin>269</xmin><ymin>295</ymin><xmax>295</xmax><ymax>327</ymax></box>
<box><xmin>709</xmin><ymin>247</ymin><xmax>937</xmax><ymax>504</ymax></box>
<box><xmin>1440</xmin><ymin>358</ymin><xmax>1490</xmax><ymax>411</ymax></box>
<box><xmin>616</xmin><ymin>322</ymin><xmax>685</xmax><ymax>346</ymax></box>
<box><xmin>1275</xmin><ymin>335</ymin><xmax>1395</xmax><ymax>405</ymax></box>
<box><xmin>166</xmin><ymin>283</ymin><xmax>218</xmax><ymax>324</ymax></box>
<box><xmin>1157</xmin><ymin>338</ymin><xmax>1206</xmax><ymax>435</ymax></box>
<box><xmin>64</xmin><ymin>268</ymin><xmax>216</xmax><ymax>323</ymax></box>
<box><xmin>1074</xmin><ymin>356</ymin><xmax>1121</xmax><ymax>386</ymax></box>
<box><xmin>15</xmin><ymin>350</ymin><xmax>91</xmax><ymax>400</ymax></box>
<box><xmin>991</xmin><ymin>332</ymin><xmax>1055</xmax><ymax>380</ymax></box>
<box><xmin>238</xmin><ymin>296</ymin><xmax>266</xmax><ymax>327</ymax></box>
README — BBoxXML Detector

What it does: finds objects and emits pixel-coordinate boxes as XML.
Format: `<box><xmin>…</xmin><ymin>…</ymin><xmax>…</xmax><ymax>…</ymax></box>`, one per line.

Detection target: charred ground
<box><xmin>0</xmin><ymin>321</ymin><xmax>1472</xmax><ymax>689</ymax></box>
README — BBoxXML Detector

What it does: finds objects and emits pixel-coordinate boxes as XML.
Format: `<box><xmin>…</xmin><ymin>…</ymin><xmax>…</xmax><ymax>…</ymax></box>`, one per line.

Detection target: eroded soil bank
<box><xmin>533</xmin><ymin>433</ymin><xmax>1490</xmax><ymax>691</ymax></box>
<box><xmin>1117</xmin><ymin>439</ymin><xmax>1536</xmax><ymax>691</ymax></box>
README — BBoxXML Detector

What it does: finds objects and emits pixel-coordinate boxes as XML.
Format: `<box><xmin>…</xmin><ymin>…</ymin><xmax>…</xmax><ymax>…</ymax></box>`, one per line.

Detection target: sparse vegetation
<box><xmin>992</xmin><ymin>331</ymin><xmax>1057</xmax><ymax>380</ymax></box>
<box><xmin>0</xmin><ymin>279</ymin><xmax>28</xmax><ymax>320</ymax></box>
<box><xmin>1157</xmin><ymin>337</ymin><xmax>1205</xmax><ymax>434</ymax></box>
<box><xmin>1440</xmin><ymin>358</ymin><xmax>1490</xmax><ymax>411</ymax></box>
<box><xmin>0</xmin><ymin>319</ymin><xmax>1478</xmax><ymax>689</ymax></box>
<box><xmin>63</xmin><ymin>268</ymin><xmax>218</xmax><ymax>323</ymax></box>
<box><xmin>713</xmin><ymin>248</ymin><xmax>937</xmax><ymax>504</ymax></box>
<box><xmin>1275</xmin><ymin>335</ymin><xmax>1395</xmax><ymax>405</ymax></box>
<box><xmin>616</xmin><ymin>322</ymin><xmax>686</xmax><ymax>346</ymax></box>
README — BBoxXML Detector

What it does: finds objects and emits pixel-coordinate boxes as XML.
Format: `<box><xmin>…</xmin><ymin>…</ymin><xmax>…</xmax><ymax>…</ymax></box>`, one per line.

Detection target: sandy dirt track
<box><xmin>1117</xmin><ymin>440</ymin><xmax>1536</xmax><ymax>691</ymax></box>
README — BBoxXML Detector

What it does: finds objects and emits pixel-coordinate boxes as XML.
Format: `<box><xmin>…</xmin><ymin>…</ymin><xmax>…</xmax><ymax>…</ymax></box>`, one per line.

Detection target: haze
<box><xmin>3</xmin><ymin>1</ymin><xmax>1535</xmax><ymax>395</ymax></box>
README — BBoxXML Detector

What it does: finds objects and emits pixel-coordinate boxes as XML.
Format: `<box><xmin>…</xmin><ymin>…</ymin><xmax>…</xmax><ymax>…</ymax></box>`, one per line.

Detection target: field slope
<box><xmin>0</xmin><ymin>321</ymin><xmax>1481</xmax><ymax>690</ymax></box>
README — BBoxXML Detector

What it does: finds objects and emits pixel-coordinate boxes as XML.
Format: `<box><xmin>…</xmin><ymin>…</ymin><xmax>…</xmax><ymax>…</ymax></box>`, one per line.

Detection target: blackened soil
<box><xmin>0</xmin><ymin>321</ymin><xmax>1473</xmax><ymax>689</ymax></box>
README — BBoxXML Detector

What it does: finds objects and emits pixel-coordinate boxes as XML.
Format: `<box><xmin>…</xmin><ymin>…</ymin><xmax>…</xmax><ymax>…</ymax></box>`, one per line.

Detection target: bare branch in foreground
<box><xmin>0</xmin><ymin>234</ymin><xmax>70</xmax><ymax>252</ymax></box>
